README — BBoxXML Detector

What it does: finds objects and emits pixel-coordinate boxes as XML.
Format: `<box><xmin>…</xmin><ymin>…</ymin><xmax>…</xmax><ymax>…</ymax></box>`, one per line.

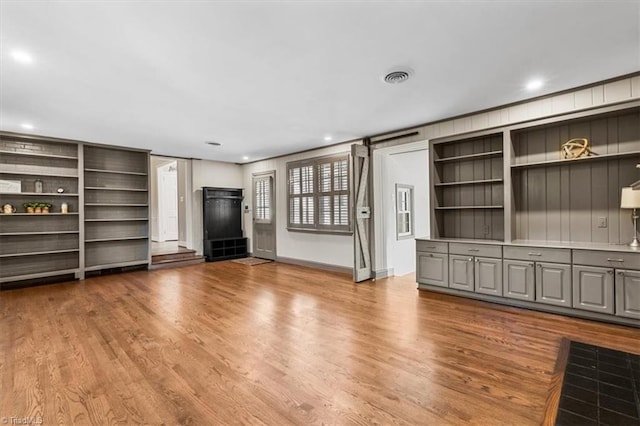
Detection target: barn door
<box><xmin>352</xmin><ymin>144</ymin><xmax>372</xmax><ymax>282</ymax></box>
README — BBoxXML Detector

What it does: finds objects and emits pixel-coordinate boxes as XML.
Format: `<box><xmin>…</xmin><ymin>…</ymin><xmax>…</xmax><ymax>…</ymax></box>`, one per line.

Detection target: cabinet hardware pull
<box><xmin>425</xmin><ymin>246</ymin><xmax>436</xmax><ymax>249</ymax></box>
<box><xmin>529</xmin><ymin>263</ymin><xmax>535</xmax><ymax>267</ymax></box>
<box><xmin>468</xmin><ymin>248</ymin><xmax>480</xmax><ymax>252</ymax></box>
<box><xmin>617</xmin><ymin>271</ymin><xmax>624</xmax><ymax>276</ymax></box>
<box><xmin>468</xmin><ymin>257</ymin><xmax>474</xmax><ymax>262</ymax></box>
<box><xmin>607</xmin><ymin>270</ymin><xmax>614</xmax><ymax>274</ymax></box>
<box><xmin>475</xmin><ymin>258</ymin><xmax>479</xmax><ymax>263</ymax></box>
<box><xmin>607</xmin><ymin>258</ymin><xmax>624</xmax><ymax>262</ymax></box>
<box><xmin>528</xmin><ymin>252</ymin><xmax>542</xmax><ymax>256</ymax></box>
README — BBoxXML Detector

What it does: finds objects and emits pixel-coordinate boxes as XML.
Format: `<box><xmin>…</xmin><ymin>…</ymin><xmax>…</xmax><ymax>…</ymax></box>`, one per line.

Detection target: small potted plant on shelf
<box><xmin>39</xmin><ymin>202</ymin><xmax>52</xmax><ymax>214</ymax></box>
<box><xmin>23</xmin><ymin>202</ymin><xmax>38</xmax><ymax>213</ymax></box>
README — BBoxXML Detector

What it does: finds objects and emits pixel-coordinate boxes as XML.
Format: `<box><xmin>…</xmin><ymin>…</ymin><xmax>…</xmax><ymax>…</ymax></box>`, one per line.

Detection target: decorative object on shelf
<box><xmin>23</xmin><ymin>202</ymin><xmax>38</xmax><ymax>213</ymax></box>
<box><xmin>2</xmin><ymin>204</ymin><xmax>16</xmax><ymax>214</ymax></box>
<box><xmin>61</xmin><ymin>202</ymin><xmax>68</xmax><ymax>214</ymax></box>
<box><xmin>57</xmin><ymin>187</ymin><xmax>64</xmax><ymax>193</ymax></box>
<box><xmin>561</xmin><ymin>138</ymin><xmax>595</xmax><ymax>159</ymax></box>
<box><xmin>620</xmin><ymin>187</ymin><xmax>640</xmax><ymax>247</ymax></box>
<box><xmin>34</xmin><ymin>179</ymin><xmax>43</xmax><ymax>193</ymax></box>
<box><xmin>39</xmin><ymin>203</ymin><xmax>51</xmax><ymax>214</ymax></box>
<box><xmin>0</xmin><ymin>179</ymin><xmax>21</xmax><ymax>193</ymax></box>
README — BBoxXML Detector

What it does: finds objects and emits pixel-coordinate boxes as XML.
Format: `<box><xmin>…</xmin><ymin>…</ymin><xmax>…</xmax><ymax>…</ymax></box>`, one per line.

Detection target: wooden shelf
<box><xmin>0</xmin><ymin>212</ymin><xmax>78</xmax><ymax>216</ymax></box>
<box><xmin>0</xmin><ymin>168</ymin><xmax>78</xmax><ymax>178</ymax></box>
<box><xmin>0</xmin><ymin>248</ymin><xmax>79</xmax><ymax>258</ymax></box>
<box><xmin>0</xmin><ymin>192</ymin><xmax>78</xmax><ymax>196</ymax></box>
<box><xmin>435</xmin><ymin>178</ymin><xmax>503</xmax><ymax>187</ymax></box>
<box><xmin>84</xmin><ymin>260</ymin><xmax>148</xmax><ymax>272</ymax></box>
<box><xmin>86</xmin><ymin>236</ymin><xmax>148</xmax><ymax>243</ymax></box>
<box><xmin>0</xmin><ymin>231</ymin><xmax>79</xmax><ymax>236</ymax></box>
<box><xmin>0</xmin><ymin>149</ymin><xmax>77</xmax><ymax>160</ymax></box>
<box><xmin>85</xmin><ymin>203</ymin><xmax>148</xmax><ymax>207</ymax></box>
<box><xmin>0</xmin><ymin>268</ymin><xmax>79</xmax><ymax>284</ymax></box>
<box><xmin>85</xmin><ymin>187</ymin><xmax>148</xmax><ymax>192</ymax></box>
<box><xmin>435</xmin><ymin>206</ymin><xmax>504</xmax><ymax>210</ymax></box>
<box><xmin>85</xmin><ymin>218</ymin><xmax>148</xmax><ymax>222</ymax></box>
<box><xmin>435</xmin><ymin>150</ymin><xmax>503</xmax><ymax>163</ymax></box>
<box><xmin>511</xmin><ymin>150</ymin><xmax>640</xmax><ymax>169</ymax></box>
<box><xmin>85</xmin><ymin>168</ymin><xmax>148</xmax><ymax>176</ymax></box>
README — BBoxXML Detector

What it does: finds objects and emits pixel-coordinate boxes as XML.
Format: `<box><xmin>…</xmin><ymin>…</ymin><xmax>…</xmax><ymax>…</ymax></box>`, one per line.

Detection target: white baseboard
<box><xmin>276</xmin><ymin>256</ymin><xmax>353</xmax><ymax>276</ymax></box>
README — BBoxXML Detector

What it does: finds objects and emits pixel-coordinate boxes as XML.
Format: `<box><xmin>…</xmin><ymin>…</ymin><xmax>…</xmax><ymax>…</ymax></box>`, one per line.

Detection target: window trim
<box><xmin>286</xmin><ymin>152</ymin><xmax>352</xmax><ymax>234</ymax></box>
<box><xmin>395</xmin><ymin>184</ymin><xmax>414</xmax><ymax>240</ymax></box>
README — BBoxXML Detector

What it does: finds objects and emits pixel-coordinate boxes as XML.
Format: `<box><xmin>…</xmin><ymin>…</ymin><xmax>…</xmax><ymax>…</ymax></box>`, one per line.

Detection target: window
<box><xmin>396</xmin><ymin>184</ymin><xmax>414</xmax><ymax>239</ymax></box>
<box><xmin>287</xmin><ymin>154</ymin><xmax>351</xmax><ymax>233</ymax></box>
<box><xmin>254</xmin><ymin>175</ymin><xmax>272</xmax><ymax>223</ymax></box>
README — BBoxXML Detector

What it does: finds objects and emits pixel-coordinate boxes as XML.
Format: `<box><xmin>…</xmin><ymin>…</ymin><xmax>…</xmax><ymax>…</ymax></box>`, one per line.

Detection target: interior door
<box><xmin>159</xmin><ymin>166</ymin><xmax>178</xmax><ymax>241</ymax></box>
<box><xmin>252</xmin><ymin>171</ymin><xmax>276</xmax><ymax>260</ymax></box>
<box><xmin>352</xmin><ymin>144</ymin><xmax>372</xmax><ymax>282</ymax></box>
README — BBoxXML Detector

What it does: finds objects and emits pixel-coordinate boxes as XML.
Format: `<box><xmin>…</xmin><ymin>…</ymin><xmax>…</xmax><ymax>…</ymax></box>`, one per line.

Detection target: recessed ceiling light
<box><xmin>21</xmin><ymin>123</ymin><xmax>34</xmax><ymax>130</ymax></box>
<box><xmin>324</xmin><ymin>135</ymin><xmax>333</xmax><ymax>142</ymax></box>
<box><xmin>11</xmin><ymin>50</ymin><xmax>33</xmax><ymax>64</ymax></box>
<box><xmin>205</xmin><ymin>141</ymin><xmax>222</xmax><ymax>146</ymax></box>
<box><xmin>526</xmin><ymin>79</ymin><xmax>544</xmax><ymax>91</ymax></box>
<box><xmin>242</xmin><ymin>156</ymin><xmax>249</xmax><ymax>161</ymax></box>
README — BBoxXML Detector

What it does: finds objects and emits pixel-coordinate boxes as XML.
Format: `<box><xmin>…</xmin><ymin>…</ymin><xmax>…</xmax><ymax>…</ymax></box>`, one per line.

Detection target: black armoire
<box><xmin>202</xmin><ymin>187</ymin><xmax>248</xmax><ymax>261</ymax></box>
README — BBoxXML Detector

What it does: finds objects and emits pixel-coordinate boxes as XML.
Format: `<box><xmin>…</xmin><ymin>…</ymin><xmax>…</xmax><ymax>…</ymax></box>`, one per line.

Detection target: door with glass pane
<box><xmin>252</xmin><ymin>171</ymin><xmax>276</xmax><ymax>260</ymax></box>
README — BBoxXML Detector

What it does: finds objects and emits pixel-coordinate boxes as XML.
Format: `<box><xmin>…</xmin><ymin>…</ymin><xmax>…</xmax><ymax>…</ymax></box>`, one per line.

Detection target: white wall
<box><xmin>242</xmin><ymin>142</ymin><xmax>361</xmax><ymax>268</ymax></box>
<box><xmin>191</xmin><ymin>159</ymin><xmax>244</xmax><ymax>255</ymax></box>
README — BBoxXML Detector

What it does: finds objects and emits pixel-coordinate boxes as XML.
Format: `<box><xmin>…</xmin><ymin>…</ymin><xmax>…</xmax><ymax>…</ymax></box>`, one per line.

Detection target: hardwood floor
<box><xmin>1</xmin><ymin>261</ymin><xmax>638</xmax><ymax>425</ymax></box>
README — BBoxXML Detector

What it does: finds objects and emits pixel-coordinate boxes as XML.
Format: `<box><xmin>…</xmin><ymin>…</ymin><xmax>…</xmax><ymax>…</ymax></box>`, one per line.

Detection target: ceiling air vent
<box><xmin>383</xmin><ymin>69</ymin><xmax>412</xmax><ymax>84</ymax></box>
<box><xmin>205</xmin><ymin>141</ymin><xmax>222</xmax><ymax>146</ymax></box>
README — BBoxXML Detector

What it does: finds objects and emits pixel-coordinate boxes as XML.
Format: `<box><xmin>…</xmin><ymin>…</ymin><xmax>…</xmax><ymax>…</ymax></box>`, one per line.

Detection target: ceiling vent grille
<box><xmin>205</xmin><ymin>141</ymin><xmax>222</xmax><ymax>146</ymax></box>
<box><xmin>383</xmin><ymin>69</ymin><xmax>412</xmax><ymax>84</ymax></box>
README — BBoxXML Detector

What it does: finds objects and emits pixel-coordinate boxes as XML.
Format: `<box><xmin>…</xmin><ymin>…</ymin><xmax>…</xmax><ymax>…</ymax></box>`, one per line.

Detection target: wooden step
<box><xmin>152</xmin><ymin>249</ymin><xmax>197</xmax><ymax>263</ymax></box>
<box><xmin>150</xmin><ymin>255</ymin><xmax>204</xmax><ymax>270</ymax></box>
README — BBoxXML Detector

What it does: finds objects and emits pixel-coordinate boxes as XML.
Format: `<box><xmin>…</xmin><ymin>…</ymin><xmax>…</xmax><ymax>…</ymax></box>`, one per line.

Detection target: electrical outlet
<box><xmin>597</xmin><ymin>217</ymin><xmax>608</xmax><ymax>228</ymax></box>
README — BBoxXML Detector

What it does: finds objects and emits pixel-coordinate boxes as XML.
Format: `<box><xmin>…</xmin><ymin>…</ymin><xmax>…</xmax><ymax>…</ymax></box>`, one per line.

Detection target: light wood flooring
<box><xmin>1</xmin><ymin>261</ymin><xmax>638</xmax><ymax>425</ymax></box>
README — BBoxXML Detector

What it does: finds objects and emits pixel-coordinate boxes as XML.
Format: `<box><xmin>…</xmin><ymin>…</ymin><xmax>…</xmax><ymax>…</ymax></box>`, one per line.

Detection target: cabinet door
<box><xmin>503</xmin><ymin>260</ymin><xmax>535</xmax><ymax>301</ymax></box>
<box><xmin>449</xmin><ymin>255</ymin><xmax>474</xmax><ymax>292</ymax></box>
<box><xmin>535</xmin><ymin>262</ymin><xmax>572</xmax><ymax>307</ymax></box>
<box><xmin>417</xmin><ymin>252</ymin><xmax>448</xmax><ymax>288</ymax></box>
<box><xmin>572</xmin><ymin>266</ymin><xmax>614</xmax><ymax>314</ymax></box>
<box><xmin>615</xmin><ymin>269</ymin><xmax>640</xmax><ymax>319</ymax></box>
<box><xmin>475</xmin><ymin>257</ymin><xmax>503</xmax><ymax>296</ymax></box>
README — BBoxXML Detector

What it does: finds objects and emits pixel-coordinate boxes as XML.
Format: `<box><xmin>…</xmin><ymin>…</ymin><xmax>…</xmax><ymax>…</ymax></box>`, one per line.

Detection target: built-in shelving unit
<box><xmin>431</xmin><ymin>132</ymin><xmax>504</xmax><ymax>241</ymax></box>
<box><xmin>84</xmin><ymin>145</ymin><xmax>150</xmax><ymax>271</ymax></box>
<box><xmin>0</xmin><ymin>133</ymin><xmax>81</xmax><ymax>285</ymax></box>
<box><xmin>510</xmin><ymin>107</ymin><xmax>640</xmax><ymax>244</ymax></box>
<box><xmin>421</xmin><ymin>102</ymin><xmax>640</xmax><ymax>328</ymax></box>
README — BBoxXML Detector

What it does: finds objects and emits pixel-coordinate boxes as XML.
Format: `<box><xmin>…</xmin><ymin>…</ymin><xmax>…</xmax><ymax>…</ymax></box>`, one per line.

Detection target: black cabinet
<box><xmin>202</xmin><ymin>187</ymin><xmax>247</xmax><ymax>261</ymax></box>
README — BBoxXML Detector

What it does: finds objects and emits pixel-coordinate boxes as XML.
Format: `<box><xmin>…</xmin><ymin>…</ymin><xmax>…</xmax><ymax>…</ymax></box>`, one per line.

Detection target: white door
<box><xmin>252</xmin><ymin>171</ymin><xmax>276</xmax><ymax>260</ymax></box>
<box><xmin>159</xmin><ymin>165</ymin><xmax>178</xmax><ymax>241</ymax></box>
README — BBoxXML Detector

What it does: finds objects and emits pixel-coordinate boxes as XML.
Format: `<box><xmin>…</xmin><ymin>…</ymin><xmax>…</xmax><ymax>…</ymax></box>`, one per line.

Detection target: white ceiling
<box><xmin>1</xmin><ymin>1</ymin><xmax>639</xmax><ymax>163</ymax></box>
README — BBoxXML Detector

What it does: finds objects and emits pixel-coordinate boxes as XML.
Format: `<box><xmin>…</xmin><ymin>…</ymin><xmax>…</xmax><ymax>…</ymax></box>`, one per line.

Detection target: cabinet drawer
<box><xmin>449</xmin><ymin>242</ymin><xmax>502</xmax><ymax>258</ymax></box>
<box><xmin>416</xmin><ymin>240</ymin><xmax>448</xmax><ymax>254</ymax></box>
<box><xmin>503</xmin><ymin>246</ymin><xmax>571</xmax><ymax>263</ymax></box>
<box><xmin>572</xmin><ymin>250</ymin><xmax>640</xmax><ymax>270</ymax></box>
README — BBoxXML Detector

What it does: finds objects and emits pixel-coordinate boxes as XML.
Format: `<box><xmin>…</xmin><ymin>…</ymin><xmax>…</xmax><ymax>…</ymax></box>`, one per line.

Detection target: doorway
<box><xmin>252</xmin><ymin>171</ymin><xmax>276</xmax><ymax>260</ymax></box>
<box><xmin>151</xmin><ymin>156</ymin><xmax>193</xmax><ymax>256</ymax></box>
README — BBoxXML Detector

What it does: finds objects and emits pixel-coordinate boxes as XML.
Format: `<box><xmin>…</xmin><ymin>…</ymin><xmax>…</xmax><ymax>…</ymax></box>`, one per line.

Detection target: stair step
<box><xmin>152</xmin><ymin>250</ymin><xmax>197</xmax><ymax>262</ymax></box>
<box><xmin>150</xmin><ymin>256</ymin><xmax>204</xmax><ymax>270</ymax></box>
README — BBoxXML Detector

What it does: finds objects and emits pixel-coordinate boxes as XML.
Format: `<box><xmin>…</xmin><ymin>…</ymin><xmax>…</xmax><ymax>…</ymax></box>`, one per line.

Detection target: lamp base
<box><xmin>630</xmin><ymin>237</ymin><xmax>640</xmax><ymax>248</ymax></box>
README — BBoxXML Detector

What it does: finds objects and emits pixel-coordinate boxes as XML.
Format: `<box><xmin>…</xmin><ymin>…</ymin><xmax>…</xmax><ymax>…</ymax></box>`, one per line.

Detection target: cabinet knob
<box><xmin>475</xmin><ymin>258</ymin><xmax>479</xmax><ymax>263</ymax></box>
<box><xmin>607</xmin><ymin>270</ymin><xmax>614</xmax><ymax>275</ymax></box>
<box><xmin>617</xmin><ymin>271</ymin><xmax>624</xmax><ymax>276</ymax></box>
<box><xmin>529</xmin><ymin>263</ymin><xmax>535</xmax><ymax>268</ymax></box>
<box><xmin>468</xmin><ymin>257</ymin><xmax>474</xmax><ymax>262</ymax></box>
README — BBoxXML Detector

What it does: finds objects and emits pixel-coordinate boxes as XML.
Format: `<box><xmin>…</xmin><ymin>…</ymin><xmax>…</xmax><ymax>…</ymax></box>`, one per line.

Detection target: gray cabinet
<box><xmin>503</xmin><ymin>260</ymin><xmax>535</xmax><ymax>301</ymax></box>
<box><xmin>615</xmin><ymin>269</ymin><xmax>640</xmax><ymax>319</ymax></box>
<box><xmin>417</xmin><ymin>251</ymin><xmax>448</xmax><ymax>288</ymax></box>
<box><xmin>449</xmin><ymin>255</ymin><xmax>474</xmax><ymax>291</ymax></box>
<box><xmin>535</xmin><ymin>262</ymin><xmax>572</xmax><ymax>307</ymax></box>
<box><xmin>572</xmin><ymin>265</ymin><xmax>614</xmax><ymax>314</ymax></box>
<box><xmin>475</xmin><ymin>257</ymin><xmax>503</xmax><ymax>296</ymax></box>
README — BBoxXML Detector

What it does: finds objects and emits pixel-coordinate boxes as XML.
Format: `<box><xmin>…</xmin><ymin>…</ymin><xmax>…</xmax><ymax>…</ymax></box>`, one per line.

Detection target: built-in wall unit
<box><xmin>418</xmin><ymin>97</ymin><xmax>640</xmax><ymax>327</ymax></box>
<box><xmin>0</xmin><ymin>132</ymin><xmax>151</xmax><ymax>289</ymax></box>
